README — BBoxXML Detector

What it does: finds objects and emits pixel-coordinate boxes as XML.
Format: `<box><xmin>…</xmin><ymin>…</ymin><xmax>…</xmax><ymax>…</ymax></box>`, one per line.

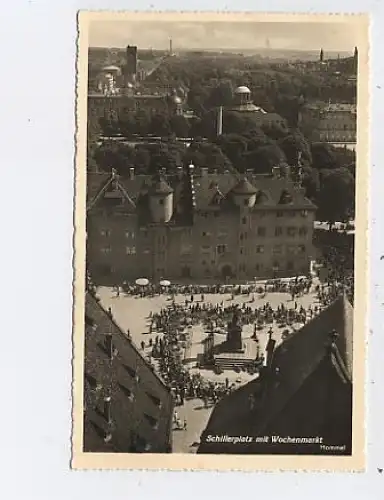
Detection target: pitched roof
<box><xmin>83</xmin><ymin>292</ymin><xmax>173</xmax><ymax>453</ymax></box>
<box><xmin>231</xmin><ymin>177</ymin><xmax>258</xmax><ymax>195</ymax></box>
<box><xmin>87</xmin><ymin>171</ymin><xmax>191</xmax><ymax>225</ymax></box>
<box><xmin>199</xmin><ymin>294</ymin><xmax>353</xmax><ymax>444</ymax></box>
<box><xmin>192</xmin><ymin>172</ymin><xmax>316</xmax><ymax>211</ymax></box>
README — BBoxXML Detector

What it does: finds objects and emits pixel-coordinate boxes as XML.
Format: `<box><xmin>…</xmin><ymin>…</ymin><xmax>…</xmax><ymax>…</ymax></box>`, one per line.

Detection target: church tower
<box><xmin>319</xmin><ymin>48</ymin><xmax>324</xmax><ymax>62</ymax></box>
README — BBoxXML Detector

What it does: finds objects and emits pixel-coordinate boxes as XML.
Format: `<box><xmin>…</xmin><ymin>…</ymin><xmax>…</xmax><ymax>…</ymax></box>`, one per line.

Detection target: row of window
<box><xmin>199</xmin><ymin>210</ymin><xmax>309</xmax><ymax>222</ymax></box>
<box><xmin>100</xmin><ymin>220</ymin><xmax>310</xmax><ymax>240</ymax></box>
<box><xmin>101</xmin><ymin>229</ymin><xmax>136</xmax><ymax>239</ymax></box>
<box><xmin>199</xmin><ymin>261</ymin><xmax>306</xmax><ymax>274</ymax></box>
<box><xmin>100</xmin><ymin>242</ymin><xmax>308</xmax><ymax>256</ymax></box>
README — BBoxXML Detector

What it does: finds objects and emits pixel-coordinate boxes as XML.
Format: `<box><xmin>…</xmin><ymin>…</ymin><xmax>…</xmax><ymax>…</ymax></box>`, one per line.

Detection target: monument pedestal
<box><xmin>213</xmin><ymin>308</ymin><xmax>255</xmax><ymax>370</ymax></box>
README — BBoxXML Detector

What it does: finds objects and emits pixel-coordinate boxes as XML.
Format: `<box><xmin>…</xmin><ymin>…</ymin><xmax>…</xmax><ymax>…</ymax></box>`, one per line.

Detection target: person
<box><xmin>141</xmin><ymin>340</ymin><xmax>145</xmax><ymax>350</ymax></box>
<box><xmin>183</xmin><ymin>419</ymin><xmax>187</xmax><ymax>430</ymax></box>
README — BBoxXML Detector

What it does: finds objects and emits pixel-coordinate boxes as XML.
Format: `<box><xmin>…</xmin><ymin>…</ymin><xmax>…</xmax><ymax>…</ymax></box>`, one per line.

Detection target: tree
<box><xmin>261</xmin><ymin>122</ymin><xmax>288</xmax><ymax>141</ymax></box>
<box><xmin>215</xmin><ymin>133</ymin><xmax>248</xmax><ymax>168</ymax></box>
<box><xmin>206</xmin><ymin>80</ymin><xmax>234</xmax><ymax>108</ymax></box>
<box><xmin>279</xmin><ymin>132</ymin><xmax>312</xmax><ymax>165</ymax></box>
<box><xmin>302</xmin><ymin>166</ymin><xmax>320</xmax><ymax>202</ymax></box>
<box><xmin>317</xmin><ymin>167</ymin><xmax>355</xmax><ymax>226</ymax></box>
<box><xmin>244</xmin><ymin>143</ymin><xmax>286</xmax><ymax>174</ymax></box>
<box><xmin>133</xmin><ymin>109</ymin><xmax>150</xmax><ymax>136</ymax></box>
<box><xmin>169</xmin><ymin>115</ymin><xmax>191</xmax><ymax>138</ymax></box>
<box><xmin>149</xmin><ymin>113</ymin><xmax>172</xmax><ymax>137</ymax></box>
<box><xmin>311</xmin><ymin>142</ymin><xmax>338</xmax><ymax>170</ymax></box>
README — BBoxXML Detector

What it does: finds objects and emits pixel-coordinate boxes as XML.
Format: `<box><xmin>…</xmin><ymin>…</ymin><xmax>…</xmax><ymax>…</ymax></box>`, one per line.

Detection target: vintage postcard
<box><xmin>72</xmin><ymin>11</ymin><xmax>369</xmax><ymax>471</ymax></box>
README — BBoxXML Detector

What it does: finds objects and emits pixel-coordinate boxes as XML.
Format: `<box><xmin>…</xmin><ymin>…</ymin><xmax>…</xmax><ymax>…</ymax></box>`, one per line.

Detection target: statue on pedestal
<box><xmin>226</xmin><ymin>308</ymin><xmax>243</xmax><ymax>351</ymax></box>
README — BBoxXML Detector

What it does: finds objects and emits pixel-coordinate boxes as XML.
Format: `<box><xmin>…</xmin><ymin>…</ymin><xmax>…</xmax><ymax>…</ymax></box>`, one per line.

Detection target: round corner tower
<box><xmin>231</xmin><ymin>177</ymin><xmax>257</xmax><ymax>208</ymax></box>
<box><xmin>149</xmin><ymin>177</ymin><xmax>174</xmax><ymax>223</ymax></box>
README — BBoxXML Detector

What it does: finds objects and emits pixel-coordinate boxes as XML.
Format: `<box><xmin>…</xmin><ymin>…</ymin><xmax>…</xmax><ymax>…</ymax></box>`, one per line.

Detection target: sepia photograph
<box><xmin>72</xmin><ymin>11</ymin><xmax>369</xmax><ymax>471</ymax></box>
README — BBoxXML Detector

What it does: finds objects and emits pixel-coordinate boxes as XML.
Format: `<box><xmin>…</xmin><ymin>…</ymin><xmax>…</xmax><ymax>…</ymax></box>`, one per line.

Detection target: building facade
<box><xmin>83</xmin><ymin>291</ymin><xmax>174</xmax><ymax>453</ymax></box>
<box><xmin>86</xmin><ymin>166</ymin><xmax>316</xmax><ymax>285</ymax></box>
<box><xmin>299</xmin><ymin>102</ymin><xmax>357</xmax><ymax>143</ymax></box>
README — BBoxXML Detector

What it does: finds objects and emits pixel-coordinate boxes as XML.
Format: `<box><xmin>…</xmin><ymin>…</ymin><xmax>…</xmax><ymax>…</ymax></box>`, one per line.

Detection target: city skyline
<box><xmin>89</xmin><ymin>20</ymin><xmax>359</xmax><ymax>52</ymax></box>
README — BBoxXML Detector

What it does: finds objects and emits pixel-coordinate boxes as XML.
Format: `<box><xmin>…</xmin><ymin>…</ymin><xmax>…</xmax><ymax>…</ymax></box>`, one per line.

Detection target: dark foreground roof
<box><xmin>198</xmin><ymin>294</ymin><xmax>353</xmax><ymax>455</ymax></box>
<box><xmin>83</xmin><ymin>292</ymin><xmax>173</xmax><ymax>453</ymax></box>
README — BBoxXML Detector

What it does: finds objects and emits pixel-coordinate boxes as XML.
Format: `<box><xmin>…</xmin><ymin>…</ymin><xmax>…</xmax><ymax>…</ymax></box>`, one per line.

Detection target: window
<box><xmin>298</xmin><ymin>226</ymin><xmax>308</xmax><ymax>236</ymax></box>
<box><xmin>202</xmin><ymin>260</ymin><xmax>206</xmax><ymax>266</ymax></box>
<box><xmin>276</xmin><ymin>211</ymin><xmax>284</xmax><ymax>218</ymax></box>
<box><xmin>202</xmin><ymin>231</ymin><xmax>211</xmax><ymax>237</ymax></box>
<box><xmin>201</xmin><ymin>245</ymin><xmax>210</xmax><ymax>253</ymax></box>
<box><xmin>289</xmin><ymin>211</ymin><xmax>296</xmax><ymax>218</ymax></box>
<box><xmin>101</xmin><ymin>246</ymin><xmax>111</xmax><ymax>254</ymax></box>
<box><xmin>275</xmin><ymin>227</ymin><xmax>283</xmax><ymax>237</ymax></box>
<box><xmin>181</xmin><ymin>244</ymin><xmax>192</xmax><ymax>255</ymax></box>
<box><xmin>239</xmin><ymin>233</ymin><xmax>244</xmax><ymax>241</ymax></box>
<box><xmin>144</xmin><ymin>249</ymin><xmax>150</xmax><ymax>254</ymax></box>
<box><xmin>217</xmin><ymin>244</ymin><xmax>226</xmax><ymax>255</ymax></box>
<box><xmin>298</xmin><ymin>244</ymin><xmax>306</xmax><ymax>254</ymax></box>
<box><xmin>240</xmin><ymin>248</ymin><xmax>244</xmax><ymax>255</ymax></box>
<box><xmin>255</xmin><ymin>263</ymin><xmax>263</xmax><ymax>272</ymax></box>
<box><xmin>287</xmin><ymin>261</ymin><xmax>294</xmax><ymax>271</ymax></box>
<box><xmin>243</xmin><ymin>199</ymin><xmax>248</xmax><ymax>206</ymax></box>
<box><xmin>257</xmin><ymin>227</ymin><xmax>266</xmax><ymax>237</ymax></box>
<box><xmin>287</xmin><ymin>227</ymin><xmax>297</xmax><ymax>237</ymax></box>
<box><xmin>259</xmin><ymin>211</ymin><xmax>266</xmax><ymax>218</ymax></box>
<box><xmin>159</xmin><ymin>199</ymin><xmax>164</xmax><ymax>205</ymax></box>
<box><xmin>242</xmin><ymin>217</ymin><xmax>247</xmax><ymax>224</ymax></box>
<box><xmin>125</xmin><ymin>230</ymin><xmax>135</xmax><ymax>239</ymax></box>
<box><xmin>287</xmin><ymin>245</ymin><xmax>296</xmax><ymax>255</ymax></box>
<box><xmin>301</xmin><ymin>210</ymin><xmax>308</xmax><ymax>217</ymax></box>
<box><xmin>100</xmin><ymin>229</ymin><xmax>111</xmax><ymax>237</ymax></box>
<box><xmin>273</xmin><ymin>245</ymin><xmax>282</xmax><ymax>255</ymax></box>
<box><xmin>256</xmin><ymin>245</ymin><xmax>264</xmax><ymax>254</ymax></box>
<box><xmin>126</xmin><ymin>246</ymin><xmax>136</xmax><ymax>255</ymax></box>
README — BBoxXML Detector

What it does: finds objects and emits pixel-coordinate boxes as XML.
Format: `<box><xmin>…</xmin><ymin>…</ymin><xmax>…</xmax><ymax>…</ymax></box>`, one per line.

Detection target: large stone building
<box><xmin>299</xmin><ymin>102</ymin><xmax>357</xmax><ymax>143</ymax></box>
<box><xmin>83</xmin><ymin>291</ymin><xmax>174</xmax><ymax>452</ymax></box>
<box><xmin>198</xmin><ymin>294</ymin><xmax>353</xmax><ymax>455</ymax></box>
<box><xmin>86</xmin><ymin>165</ymin><xmax>316</xmax><ymax>285</ymax></box>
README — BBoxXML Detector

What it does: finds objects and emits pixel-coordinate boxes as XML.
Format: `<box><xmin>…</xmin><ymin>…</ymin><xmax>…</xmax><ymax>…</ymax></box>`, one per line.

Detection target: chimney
<box><xmin>104</xmin><ymin>396</ymin><xmax>112</xmax><ymax>423</ymax></box>
<box><xmin>216</xmin><ymin>106</ymin><xmax>223</xmax><ymax>136</ymax></box>
<box><xmin>105</xmin><ymin>333</ymin><xmax>113</xmax><ymax>359</ymax></box>
<box><xmin>266</xmin><ymin>338</ymin><xmax>276</xmax><ymax>368</ymax></box>
<box><xmin>129</xmin><ymin>167</ymin><xmax>135</xmax><ymax>180</ymax></box>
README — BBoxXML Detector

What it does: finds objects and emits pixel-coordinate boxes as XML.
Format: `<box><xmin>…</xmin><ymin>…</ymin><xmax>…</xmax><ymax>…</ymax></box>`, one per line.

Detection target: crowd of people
<box><xmin>87</xmin><ymin>261</ymin><xmax>355</xmax><ymax>434</ymax></box>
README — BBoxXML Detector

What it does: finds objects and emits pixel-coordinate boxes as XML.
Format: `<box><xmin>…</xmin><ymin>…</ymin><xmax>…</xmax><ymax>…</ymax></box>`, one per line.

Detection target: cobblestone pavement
<box><xmin>96</xmin><ymin>287</ymin><xmax>321</xmax><ymax>452</ymax></box>
<box><xmin>171</xmin><ymin>399</ymin><xmax>214</xmax><ymax>454</ymax></box>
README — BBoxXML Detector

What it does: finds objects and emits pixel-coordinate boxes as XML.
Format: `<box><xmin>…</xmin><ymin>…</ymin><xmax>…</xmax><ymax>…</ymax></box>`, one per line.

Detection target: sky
<box><xmin>88</xmin><ymin>19</ymin><xmax>359</xmax><ymax>53</ymax></box>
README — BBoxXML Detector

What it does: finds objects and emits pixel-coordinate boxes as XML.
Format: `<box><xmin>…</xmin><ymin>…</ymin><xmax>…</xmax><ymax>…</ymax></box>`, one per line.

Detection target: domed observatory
<box><xmin>231</xmin><ymin>177</ymin><xmax>257</xmax><ymax>208</ymax></box>
<box><xmin>234</xmin><ymin>85</ymin><xmax>252</xmax><ymax>106</ymax></box>
<box><xmin>149</xmin><ymin>176</ymin><xmax>174</xmax><ymax>223</ymax></box>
